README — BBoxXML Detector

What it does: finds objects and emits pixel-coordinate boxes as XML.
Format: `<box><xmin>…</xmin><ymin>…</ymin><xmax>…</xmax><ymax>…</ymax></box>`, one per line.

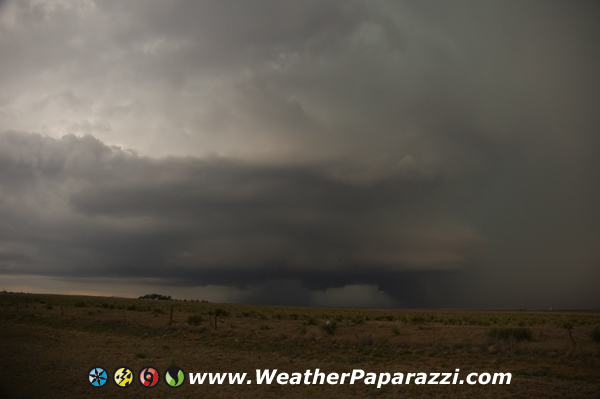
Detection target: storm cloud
<box><xmin>0</xmin><ymin>1</ymin><xmax>599</xmax><ymax>308</ymax></box>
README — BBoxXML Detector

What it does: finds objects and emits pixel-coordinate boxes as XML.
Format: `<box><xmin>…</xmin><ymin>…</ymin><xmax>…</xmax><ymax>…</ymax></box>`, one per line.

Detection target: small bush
<box><xmin>74</xmin><ymin>301</ymin><xmax>86</xmax><ymax>308</ymax></box>
<box><xmin>562</xmin><ymin>321</ymin><xmax>575</xmax><ymax>330</ymax></box>
<box><xmin>359</xmin><ymin>335</ymin><xmax>374</xmax><ymax>346</ymax></box>
<box><xmin>213</xmin><ymin>307</ymin><xmax>230</xmax><ymax>317</ymax></box>
<box><xmin>489</xmin><ymin>327</ymin><xmax>533</xmax><ymax>341</ymax></box>
<box><xmin>323</xmin><ymin>320</ymin><xmax>337</xmax><ymax>335</ymax></box>
<box><xmin>411</xmin><ymin>315</ymin><xmax>426</xmax><ymax>324</ymax></box>
<box><xmin>186</xmin><ymin>314</ymin><xmax>203</xmax><ymax>326</ymax></box>
<box><xmin>135</xmin><ymin>352</ymin><xmax>146</xmax><ymax>359</ymax></box>
<box><xmin>591</xmin><ymin>326</ymin><xmax>600</xmax><ymax>343</ymax></box>
<box><xmin>45</xmin><ymin>303</ymin><xmax>53</xmax><ymax>310</ymax></box>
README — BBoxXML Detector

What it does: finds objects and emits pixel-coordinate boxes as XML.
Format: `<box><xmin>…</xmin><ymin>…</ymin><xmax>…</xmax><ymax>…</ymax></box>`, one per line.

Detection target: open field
<box><xmin>1</xmin><ymin>292</ymin><xmax>599</xmax><ymax>398</ymax></box>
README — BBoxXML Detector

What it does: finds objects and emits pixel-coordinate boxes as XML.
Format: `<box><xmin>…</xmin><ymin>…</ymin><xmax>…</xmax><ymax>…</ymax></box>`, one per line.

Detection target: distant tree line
<box><xmin>138</xmin><ymin>293</ymin><xmax>171</xmax><ymax>300</ymax></box>
<box><xmin>138</xmin><ymin>293</ymin><xmax>209</xmax><ymax>302</ymax></box>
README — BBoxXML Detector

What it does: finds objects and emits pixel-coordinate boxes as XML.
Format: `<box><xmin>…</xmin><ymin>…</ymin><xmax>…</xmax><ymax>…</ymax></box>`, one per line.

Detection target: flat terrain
<box><xmin>0</xmin><ymin>293</ymin><xmax>599</xmax><ymax>398</ymax></box>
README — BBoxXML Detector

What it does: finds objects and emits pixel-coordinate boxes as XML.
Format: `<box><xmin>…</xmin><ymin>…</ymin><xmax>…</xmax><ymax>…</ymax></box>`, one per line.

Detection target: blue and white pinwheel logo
<box><xmin>88</xmin><ymin>367</ymin><xmax>108</xmax><ymax>387</ymax></box>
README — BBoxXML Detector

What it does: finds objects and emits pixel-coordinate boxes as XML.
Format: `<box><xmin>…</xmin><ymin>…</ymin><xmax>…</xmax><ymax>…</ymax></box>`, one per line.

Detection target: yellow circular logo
<box><xmin>114</xmin><ymin>367</ymin><xmax>133</xmax><ymax>387</ymax></box>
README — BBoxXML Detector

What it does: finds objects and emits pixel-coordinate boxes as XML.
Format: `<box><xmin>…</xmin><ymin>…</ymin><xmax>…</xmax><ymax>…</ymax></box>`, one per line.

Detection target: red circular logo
<box><xmin>139</xmin><ymin>367</ymin><xmax>160</xmax><ymax>387</ymax></box>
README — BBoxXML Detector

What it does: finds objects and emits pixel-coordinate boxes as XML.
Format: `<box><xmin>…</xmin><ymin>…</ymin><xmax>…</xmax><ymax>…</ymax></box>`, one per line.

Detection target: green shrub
<box><xmin>135</xmin><ymin>352</ymin><xmax>146</xmax><ymax>359</ymax></box>
<box><xmin>74</xmin><ymin>300</ymin><xmax>86</xmax><ymax>308</ymax></box>
<box><xmin>186</xmin><ymin>314</ymin><xmax>203</xmax><ymax>326</ymax></box>
<box><xmin>489</xmin><ymin>327</ymin><xmax>533</xmax><ymax>341</ymax></box>
<box><xmin>323</xmin><ymin>320</ymin><xmax>337</xmax><ymax>335</ymax></box>
<box><xmin>591</xmin><ymin>326</ymin><xmax>600</xmax><ymax>343</ymax></box>
<box><xmin>214</xmin><ymin>307</ymin><xmax>230</xmax><ymax>317</ymax></box>
<box><xmin>359</xmin><ymin>335</ymin><xmax>374</xmax><ymax>346</ymax></box>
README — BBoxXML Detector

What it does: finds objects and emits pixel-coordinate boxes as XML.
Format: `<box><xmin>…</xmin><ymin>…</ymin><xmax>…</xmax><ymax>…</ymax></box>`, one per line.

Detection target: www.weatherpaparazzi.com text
<box><xmin>188</xmin><ymin>368</ymin><xmax>511</xmax><ymax>387</ymax></box>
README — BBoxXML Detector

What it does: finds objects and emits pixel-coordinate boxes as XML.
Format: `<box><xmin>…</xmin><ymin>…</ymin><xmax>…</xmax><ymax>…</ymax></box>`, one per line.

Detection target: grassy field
<box><xmin>1</xmin><ymin>292</ymin><xmax>599</xmax><ymax>398</ymax></box>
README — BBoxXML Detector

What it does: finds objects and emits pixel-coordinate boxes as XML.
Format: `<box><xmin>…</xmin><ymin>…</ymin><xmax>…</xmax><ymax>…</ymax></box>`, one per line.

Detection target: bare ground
<box><xmin>0</xmin><ymin>293</ymin><xmax>599</xmax><ymax>398</ymax></box>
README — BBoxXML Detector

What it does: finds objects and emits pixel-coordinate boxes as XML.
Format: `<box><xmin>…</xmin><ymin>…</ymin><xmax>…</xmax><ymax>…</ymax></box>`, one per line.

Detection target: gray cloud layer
<box><xmin>1</xmin><ymin>1</ymin><xmax>599</xmax><ymax>307</ymax></box>
<box><xmin>0</xmin><ymin>131</ymin><xmax>482</xmax><ymax>306</ymax></box>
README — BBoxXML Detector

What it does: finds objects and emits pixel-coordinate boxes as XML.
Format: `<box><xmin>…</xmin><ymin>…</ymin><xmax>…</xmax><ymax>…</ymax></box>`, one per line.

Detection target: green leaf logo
<box><xmin>165</xmin><ymin>366</ymin><xmax>185</xmax><ymax>387</ymax></box>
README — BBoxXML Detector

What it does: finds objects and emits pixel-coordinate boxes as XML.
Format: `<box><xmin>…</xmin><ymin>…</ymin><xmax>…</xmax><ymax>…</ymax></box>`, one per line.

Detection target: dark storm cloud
<box><xmin>0</xmin><ymin>1</ymin><xmax>599</xmax><ymax>307</ymax></box>
<box><xmin>0</xmin><ymin>131</ymin><xmax>484</xmax><ymax>306</ymax></box>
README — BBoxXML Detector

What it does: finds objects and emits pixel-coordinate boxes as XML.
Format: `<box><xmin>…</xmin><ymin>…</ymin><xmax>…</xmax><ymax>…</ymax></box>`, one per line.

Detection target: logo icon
<box><xmin>165</xmin><ymin>366</ymin><xmax>185</xmax><ymax>387</ymax></box>
<box><xmin>88</xmin><ymin>367</ymin><xmax>108</xmax><ymax>387</ymax></box>
<box><xmin>139</xmin><ymin>367</ymin><xmax>160</xmax><ymax>387</ymax></box>
<box><xmin>114</xmin><ymin>367</ymin><xmax>134</xmax><ymax>387</ymax></box>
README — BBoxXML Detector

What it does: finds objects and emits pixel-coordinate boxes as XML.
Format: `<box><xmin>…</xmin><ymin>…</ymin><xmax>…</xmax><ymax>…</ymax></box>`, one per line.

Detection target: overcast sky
<box><xmin>1</xmin><ymin>0</ymin><xmax>599</xmax><ymax>308</ymax></box>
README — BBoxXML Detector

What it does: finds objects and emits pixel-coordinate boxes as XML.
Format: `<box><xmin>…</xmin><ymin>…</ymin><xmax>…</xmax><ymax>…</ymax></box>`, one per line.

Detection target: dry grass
<box><xmin>0</xmin><ymin>292</ymin><xmax>599</xmax><ymax>398</ymax></box>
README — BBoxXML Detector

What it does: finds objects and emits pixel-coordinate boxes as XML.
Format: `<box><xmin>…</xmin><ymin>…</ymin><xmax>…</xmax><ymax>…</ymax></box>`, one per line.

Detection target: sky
<box><xmin>1</xmin><ymin>0</ymin><xmax>599</xmax><ymax>308</ymax></box>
